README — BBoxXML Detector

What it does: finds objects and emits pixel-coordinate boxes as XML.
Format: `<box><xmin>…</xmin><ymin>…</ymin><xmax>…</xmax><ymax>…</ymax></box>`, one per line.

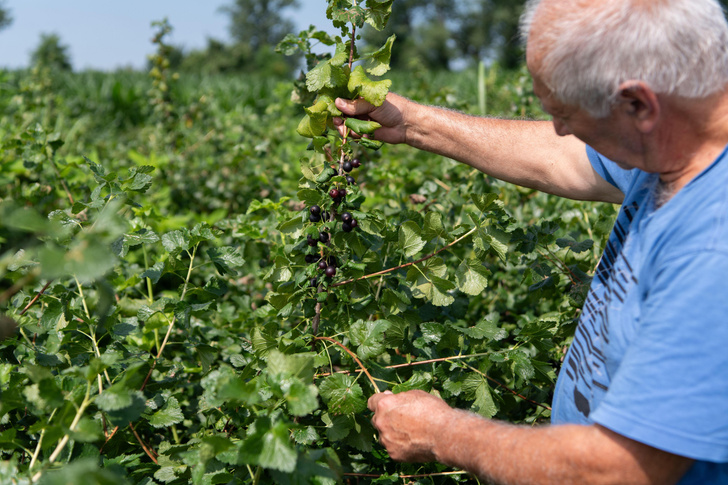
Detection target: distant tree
<box><xmin>0</xmin><ymin>1</ymin><xmax>11</xmax><ymax>32</ymax></box>
<box><xmin>453</xmin><ymin>0</ymin><xmax>526</xmax><ymax>70</ymax></box>
<box><xmin>30</xmin><ymin>33</ymin><xmax>72</xmax><ymax>71</ymax></box>
<box><xmin>220</xmin><ymin>0</ymin><xmax>299</xmax><ymax>51</ymax></box>
<box><xmin>361</xmin><ymin>0</ymin><xmax>457</xmax><ymax>71</ymax></box>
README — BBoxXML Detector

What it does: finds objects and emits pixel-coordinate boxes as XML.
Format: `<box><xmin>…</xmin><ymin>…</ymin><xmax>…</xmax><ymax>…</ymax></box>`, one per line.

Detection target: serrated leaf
<box><xmin>98</xmin><ymin>389</ymin><xmax>146</xmax><ymax>426</ymax></box>
<box><xmin>391</xmin><ymin>372</ymin><xmax>431</xmax><ymax>393</ymax></box>
<box><xmin>318</xmin><ymin>374</ymin><xmax>366</xmax><ymax>415</ymax></box>
<box><xmin>462</xmin><ymin>374</ymin><xmax>498</xmax><ymax>418</ymax></box>
<box><xmin>511</xmin><ymin>350</ymin><xmax>536</xmax><ymax>381</ymax></box>
<box><xmin>364</xmin><ymin>34</ymin><xmax>395</xmax><ymax>75</ymax></box>
<box><xmin>398</xmin><ymin>221</ymin><xmax>426</xmax><ymax>257</ymax></box>
<box><xmin>148</xmin><ymin>396</ymin><xmax>184</xmax><ymax>428</ymax></box>
<box><xmin>285</xmin><ymin>379</ymin><xmax>319</xmax><ymax>417</ymax></box>
<box><xmin>239</xmin><ymin>418</ymin><xmax>297</xmax><ymax>473</ymax></box>
<box><xmin>430</xmin><ymin>275</ymin><xmax>456</xmax><ymax>306</ymax></box>
<box><xmin>458</xmin><ymin>319</ymin><xmax>507</xmax><ymax>341</ymax></box>
<box><xmin>455</xmin><ymin>259</ymin><xmax>490</xmax><ymax>296</ymax></box>
<box><xmin>349</xmin><ymin>319</ymin><xmax>390</xmax><ymax>360</ymax></box>
<box><xmin>365</xmin><ymin>0</ymin><xmax>394</xmax><ymax>30</ymax></box>
<box><xmin>141</xmin><ymin>261</ymin><xmax>164</xmax><ymax>283</ymax></box>
<box><xmin>207</xmin><ymin>246</ymin><xmax>245</xmax><ymax>276</ymax></box>
<box><xmin>306</xmin><ymin>60</ymin><xmax>348</xmax><ymax>92</ymax></box>
<box><xmin>347</xmin><ymin>65</ymin><xmax>391</xmax><ymax>106</ymax></box>
<box><xmin>471</xmin><ymin>193</ymin><xmax>499</xmax><ymax>213</ymax></box>
<box><xmin>423</xmin><ymin>211</ymin><xmax>446</xmax><ymax>240</ymax></box>
<box><xmin>297</xmin><ymin>188</ymin><xmax>320</xmax><ymax>205</ymax></box>
<box><xmin>161</xmin><ymin>229</ymin><xmax>190</xmax><ymax>255</ymax></box>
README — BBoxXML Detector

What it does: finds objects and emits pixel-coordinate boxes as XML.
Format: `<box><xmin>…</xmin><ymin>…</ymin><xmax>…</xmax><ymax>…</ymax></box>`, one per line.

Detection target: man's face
<box><xmin>530</xmin><ymin>73</ymin><xmax>637</xmax><ymax>170</ymax></box>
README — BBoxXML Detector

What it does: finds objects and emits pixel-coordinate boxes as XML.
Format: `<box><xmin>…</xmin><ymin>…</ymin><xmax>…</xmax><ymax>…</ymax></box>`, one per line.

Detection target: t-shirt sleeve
<box><xmin>586</xmin><ymin>146</ymin><xmax>635</xmax><ymax>194</ymax></box>
<box><xmin>590</xmin><ymin>249</ymin><xmax>728</xmax><ymax>462</ymax></box>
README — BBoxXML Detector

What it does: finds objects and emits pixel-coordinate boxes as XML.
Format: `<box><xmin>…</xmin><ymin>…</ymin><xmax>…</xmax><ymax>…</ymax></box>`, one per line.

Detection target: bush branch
<box><xmin>332</xmin><ymin>227</ymin><xmax>477</xmax><ymax>288</ymax></box>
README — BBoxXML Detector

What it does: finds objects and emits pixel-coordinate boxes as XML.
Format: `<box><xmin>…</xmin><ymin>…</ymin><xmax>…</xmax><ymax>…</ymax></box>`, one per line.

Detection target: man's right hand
<box><xmin>334</xmin><ymin>93</ymin><xmax>411</xmax><ymax>145</ymax></box>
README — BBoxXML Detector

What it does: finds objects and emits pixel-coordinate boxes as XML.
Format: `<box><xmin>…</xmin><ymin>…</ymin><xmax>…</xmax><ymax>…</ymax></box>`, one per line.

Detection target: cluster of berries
<box><xmin>303</xmin><ymin>157</ymin><xmax>363</xmax><ymax>286</ymax></box>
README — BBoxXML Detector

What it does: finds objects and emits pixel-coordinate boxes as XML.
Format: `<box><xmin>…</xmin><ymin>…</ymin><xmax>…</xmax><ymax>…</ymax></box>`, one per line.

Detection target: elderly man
<box><xmin>334</xmin><ymin>0</ymin><xmax>728</xmax><ymax>483</ymax></box>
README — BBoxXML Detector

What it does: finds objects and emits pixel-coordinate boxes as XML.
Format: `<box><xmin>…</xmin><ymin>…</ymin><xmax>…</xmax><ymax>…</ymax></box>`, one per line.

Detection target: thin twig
<box><xmin>316</xmin><ymin>352</ymin><xmax>551</xmax><ymax>411</ymax></box>
<box><xmin>19</xmin><ymin>280</ymin><xmax>52</xmax><ymax>315</ymax></box>
<box><xmin>129</xmin><ymin>422</ymin><xmax>158</xmax><ymax>464</ymax></box>
<box><xmin>313</xmin><ymin>336</ymin><xmax>380</xmax><ymax>393</ymax></box>
<box><xmin>332</xmin><ymin>227</ymin><xmax>477</xmax><ymax>288</ymax></box>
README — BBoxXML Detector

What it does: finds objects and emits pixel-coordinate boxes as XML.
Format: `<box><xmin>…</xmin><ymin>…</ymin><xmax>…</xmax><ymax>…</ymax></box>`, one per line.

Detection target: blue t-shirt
<box><xmin>551</xmin><ymin>146</ymin><xmax>728</xmax><ymax>483</ymax></box>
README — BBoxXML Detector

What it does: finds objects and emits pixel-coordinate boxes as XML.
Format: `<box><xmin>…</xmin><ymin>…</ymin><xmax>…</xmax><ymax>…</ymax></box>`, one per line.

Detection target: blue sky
<box><xmin>0</xmin><ymin>0</ymin><xmax>333</xmax><ymax>70</ymax></box>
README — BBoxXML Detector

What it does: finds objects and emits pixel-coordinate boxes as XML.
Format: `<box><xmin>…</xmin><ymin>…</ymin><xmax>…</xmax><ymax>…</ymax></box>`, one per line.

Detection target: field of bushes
<box><xmin>0</xmin><ymin>29</ymin><xmax>617</xmax><ymax>484</ymax></box>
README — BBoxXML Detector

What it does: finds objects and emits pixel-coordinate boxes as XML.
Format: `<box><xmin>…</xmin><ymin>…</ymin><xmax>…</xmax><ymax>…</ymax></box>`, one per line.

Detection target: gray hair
<box><xmin>520</xmin><ymin>0</ymin><xmax>728</xmax><ymax>117</ymax></box>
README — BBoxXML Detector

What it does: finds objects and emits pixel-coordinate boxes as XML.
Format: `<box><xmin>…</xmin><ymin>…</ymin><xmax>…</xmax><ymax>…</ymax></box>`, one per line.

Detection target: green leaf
<box><xmin>364</xmin><ymin>34</ymin><xmax>396</xmax><ymax>75</ymax></box>
<box><xmin>141</xmin><ymin>261</ymin><xmax>164</xmax><ymax>284</ymax></box>
<box><xmin>356</xmin><ymin>137</ymin><xmax>383</xmax><ymax>150</ymax></box>
<box><xmin>365</xmin><ymin>0</ymin><xmax>394</xmax><ymax>31</ymax></box>
<box><xmin>398</xmin><ymin>221</ymin><xmax>426</xmax><ymax>258</ymax></box>
<box><xmin>207</xmin><ymin>246</ymin><xmax>245</xmax><ymax>276</ymax></box>
<box><xmin>347</xmin><ymin>65</ymin><xmax>391</xmax><ymax>106</ymax></box>
<box><xmin>423</xmin><ymin>211</ymin><xmax>446</xmax><ymax>240</ymax></box>
<box><xmin>148</xmin><ymin>396</ymin><xmax>184</xmax><ymax>428</ymax></box>
<box><xmin>458</xmin><ymin>319</ymin><xmax>507</xmax><ymax>341</ymax></box>
<box><xmin>471</xmin><ymin>193</ymin><xmax>499</xmax><ymax>213</ymax></box>
<box><xmin>511</xmin><ymin>350</ymin><xmax>536</xmax><ymax>381</ymax></box>
<box><xmin>344</xmin><ymin>117</ymin><xmax>381</xmax><ymax>135</ymax></box>
<box><xmin>318</xmin><ymin>374</ymin><xmax>366</xmax><ymax>415</ymax></box>
<box><xmin>161</xmin><ymin>229</ymin><xmax>190</xmax><ymax>255</ymax></box>
<box><xmin>407</xmin><ymin>258</ymin><xmax>454</xmax><ymax>306</ymax></box>
<box><xmin>285</xmin><ymin>379</ymin><xmax>320</xmax><ymax>417</ymax></box>
<box><xmin>455</xmin><ymin>259</ymin><xmax>490</xmax><ymax>296</ymax></box>
<box><xmin>239</xmin><ymin>418</ymin><xmax>298</xmax><ymax>473</ymax></box>
<box><xmin>462</xmin><ymin>374</ymin><xmax>498</xmax><ymax>418</ymax></box>
<box><xmin>97</xmin><ymin>389</ymin><xmax>146</xmax><ymax>426</ymax></box>
<box><xmin>349</xmin><ymin>319</ymin><xmax>391</xmax><ymax>360</ymax></box>
<box><xmin>391</xmin><ymin>372</ymin><xmax>431</xmax><ymax>393</ymax></box>
<box><xmin>306</xmin><ymin>59</ymin><xmax>348</xmax><ymax>92</ymax></box>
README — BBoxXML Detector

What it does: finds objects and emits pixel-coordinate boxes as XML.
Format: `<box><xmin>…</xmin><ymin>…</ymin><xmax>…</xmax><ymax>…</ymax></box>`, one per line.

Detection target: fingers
<box><xmin>368</xmin><ymin>390</ymin><xmax>393</xmax><ymax>412</ymax></box>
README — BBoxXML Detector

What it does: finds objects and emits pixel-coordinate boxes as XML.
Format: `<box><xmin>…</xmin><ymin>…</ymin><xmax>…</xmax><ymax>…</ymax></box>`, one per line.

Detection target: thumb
<box><xmin>335</xmin><ymin>97</ymin><xmax>375</xmax><ymax>117</ymax></box>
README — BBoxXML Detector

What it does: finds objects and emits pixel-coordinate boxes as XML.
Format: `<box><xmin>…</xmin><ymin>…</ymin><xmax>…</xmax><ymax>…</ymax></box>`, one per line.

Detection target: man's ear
<box><xmin>616</xmin><ymin>81</ymin><xmax>660</xmax><ymax>133</ymax></box>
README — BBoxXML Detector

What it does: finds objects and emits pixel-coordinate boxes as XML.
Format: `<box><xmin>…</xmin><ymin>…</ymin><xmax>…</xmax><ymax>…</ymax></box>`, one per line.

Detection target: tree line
<box><xmin>4</xmin><ymin>0</ymin><xmax>728</xmax><ymax>75</ymax></box>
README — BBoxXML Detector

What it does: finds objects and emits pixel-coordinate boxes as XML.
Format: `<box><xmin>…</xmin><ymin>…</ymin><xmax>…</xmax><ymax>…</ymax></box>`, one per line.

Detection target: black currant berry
<box><xmin>325</xmin><ymin>265</ymin><xmax>337</xmax><ymax>278</ymax></box>
<box><xmin>346</xmin><ymin>175</ymin><xmax>356</xmax><ymax>185</ymax></box>
<box><xmin>342</xmin><ymin>222</ymin><xmax>353</xmax><ymax>232</ymax></box>
<box><xmin>305</xmin><ymin>254</ymin><xmax>316</xmax><ymax>264</ymax></box>
<box><xmin>351</xmin><ymin>158</ymin><xmax>361</xmax><ymax>168</ymax></box>
<box><xmin>339</xmin><ymin>188</ymin><xmax>347</xmax><ymax>198</ymax></box>
<box><xmin>341</xmin><ymin>212</ymin><xmax>353</xmax><ymax>223</ymax></box>
<box><xmin>309</xmin><ymin>213</ymin><xmax>321</xmax><ymax>223</ymax></box>
<box><xmin>310</xmin><ymin>205</ymin><xmax>321</xmax><ymax>216</ymax></box>
<box><xmin>327</xmin><ymin>255</ymin><xmax>338</xmax><ymax>267</ymax></box>
<box><xmin>329</xmin><ymin>188</ymin><xmax>340</xmax><ymax>200</ymax></box>
<box><xmin>309</xmin><ymin>277</ymin><xmax>318</xmax><ymax>288</ymax></box>
<box><xmin>319</xmin><ymin>232</ymin><xmax>329</xmax><ymax>243</ymax></box>
<box><xmin>307</xmin><ymin>235</ymin><xmax>318</xmax><ymax>247</ymax></box>
<box><xmin>318</xmin><ymin>261</ymin><xmax>327</xmax><ymax>270</ymax></box>
<box><xmin>350</xmin><ymin>219</ymin><xmax>358</xmax><ymax>229</ymax></box>
<box><xmin>343</xmin><ymin>161</ymin><xmax>353</xmax><ymax>172</ymax></box>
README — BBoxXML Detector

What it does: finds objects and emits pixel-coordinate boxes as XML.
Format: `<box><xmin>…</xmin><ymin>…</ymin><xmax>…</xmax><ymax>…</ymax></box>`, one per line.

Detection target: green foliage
<box><xmin>0</xmin><ymin>3</ymin><xmax>618</xmax><ymax>482</ymax></box>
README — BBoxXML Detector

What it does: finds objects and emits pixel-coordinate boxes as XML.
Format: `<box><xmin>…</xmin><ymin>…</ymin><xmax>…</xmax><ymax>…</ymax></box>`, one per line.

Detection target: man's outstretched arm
<box><xmin>335</xmin><ymin>93</ymin><xmax>624</xmax><ymax>204</ymax></box>
<box><xmin>368</xmin><ymin>390</ymin><xmax>693</xmax><ymax>485</ymax></box>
